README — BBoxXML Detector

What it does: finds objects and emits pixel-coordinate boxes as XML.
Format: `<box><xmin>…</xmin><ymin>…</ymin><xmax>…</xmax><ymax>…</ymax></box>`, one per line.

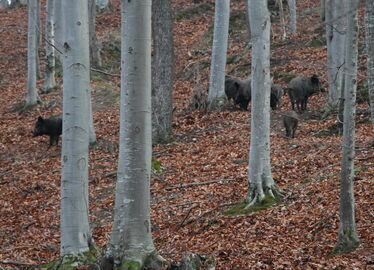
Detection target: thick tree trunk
<box><xmin>365</xmin><ymin>0</ymin><xmax>374</xmax><ymax>135</ymax></box>
<box><xmin>334</xmin><ymin>0</ymin><xmax>360</xmax><ymax>254</ymax></box>
<box><xmin>326</xmin><ymin>0</ymin><xmax>346</xmax><ymax>107</ymax></box>
<box><xmin>43</xmin><ymin>0</ymin><xmax>56</xmax><ymax>91</ymax></box>
<box><xmin>245</xmin><ymin>0</ymin><xmax>280</xmax><ymax>207</ymax></box>
<box><xmin>60</xmin><ymin>0</ymin><xmax>92</xmax><ymax>255</ymax></box>
<box><xmin>105</xmin><ymin>1</ymin><xmax>164</xmax><ymax>268</ymax></box>
<box><xmin>26</xmin><ymin>0</ymin><xmax>40</xmax><ymax>106</ymax></box>
<box><xmin>207</xmin><ymin>0</ymin><xmax>230</xmax><ymax>110</ymax></box>
<box><xmin>151</xmin><ymin>0</ymin><xmax>174</xmax><ymax>144</ymax></box>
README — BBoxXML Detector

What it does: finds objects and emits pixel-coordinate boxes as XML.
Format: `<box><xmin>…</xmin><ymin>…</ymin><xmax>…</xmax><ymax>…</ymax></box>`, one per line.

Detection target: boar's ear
<box><xmin>37</xmin><ymin>116</ymin><xmax>44</xmax><ymax>122</ymax></box>
<box><xmin>311</xmin><ymin>74</ymin><xmax>319</xmax><ymax>85</ymax></box>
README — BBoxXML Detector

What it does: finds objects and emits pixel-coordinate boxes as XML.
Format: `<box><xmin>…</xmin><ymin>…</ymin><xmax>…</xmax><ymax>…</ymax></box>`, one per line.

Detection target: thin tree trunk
<box><xmin>334</xmin><ymin>0</ymin><xmax>360</xmax><ymax>254</ymax></box>
<box><xmin>365</xmin><ymin>0</ymin><xmax>374</xmax><ymax>135</ymax></box>
<box><xmin>60</xmin><ymin>0</ymin><xmax>92</xmax><ymax>256</ymax></box>
<box><xmin>277</xmin><ymin>0</ymin><xmax>287</xmax><ymax>40</ymax></box>
<box><xmin>88</xmin><ymin>0</ymin><xmax>102</xmax><ymax>68</ymax></box>
<box><xmin>26</xmin><ymin>0</ymin><xmax>40</xmax><ymax>106</ymax></box>
<box><xmin>54</xmin><ymin>0</ymin><xmax>63</xmax><ymax>63</ymax></box>
<box><xmin>43</xmin><ymin>0</ymin><xmax>56</xmax><ymax>91</ymax></box>
<box><xmin>207</xmin><ymin>0</ymin><xmax>230</xmax><ymax>110</ymax></box>
<box><xmin>151</xmin><ymin>0</ymin><xmax>174</xmax><ymax>144</ymax></box>
<box><xmin>286</xmin><ymin>0</ymin><xmax>297</xmax><ymax>33</ymax></box>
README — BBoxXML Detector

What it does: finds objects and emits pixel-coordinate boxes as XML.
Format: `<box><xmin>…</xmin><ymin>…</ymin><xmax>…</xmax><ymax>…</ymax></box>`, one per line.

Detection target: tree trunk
<box><xmin>54</xmin><ymin>0</ymin><xmax>63</xmax><ymax>62</ymax></box>
<box><xmin>43</xmin><ymin>0</ymin><xmax>56</xmax><ymax>91</ymax></box>
<box><xmin>326</xmin><ymin>0</ymin><xmax>346</xmax><ymax>107</ymax></box>
<box><xmin>0</xmin><ymin>0</ymin><xmax>9</xmax><ymax>8</ymax></box>
<box><xmin>95</xmin><ymin>0</ymin><xmax>110</xmax><ymax>13</ymax></box>
<box><xmin>105</xmin><ymin>0</ymin><xmax>164</xmax><ymax>268</ymax></box>
<box><xmin>151</xmin><ymin>0</ymin><xmax>174</xmax><ymax>144</ymax></box>
<box><xmin>334</xmin><ymin>0</ymin><xmax>360</xmax><ymax>254</ymax></box>
<box><xmin>277</xmin><ymin>0</ymin><xmax>287</xmax><ymax>40</ymax></box>
<box><xmin>365</xmin><ymin>0</ymin><xmax>374</xmax><ymax>135</ymax></box>
<box><xmin>88</xmin><ymin>0</ymin><xmax>102</xmax><ymax>68</ymax></box>
<box><xmin>245</xmin><ymin>0</ymin><xmax>280</xmax><ymax>207</ymax></box>
<box><xmin>26</xmin><ymin>0</ymin><xmax>40</xmax><ymax>106</ymax></box>
<box><xmin>320</xmin><ymin>0</ymin><xmax>326</xmax><ymax>21</ymax></box>
<box><xmin>286</xmin><ymin>0</ymin><xmax>297</xmax><ymax>33</ymax></box>
<box><xmin>207</xmin><ymin>0</ymin><xmax>230</xmax><ymax>110</ymax></box>
<box><xmin>60</xmin><ymin>0</ymin><xmax>92</xmax><ymax>256</ymax></box>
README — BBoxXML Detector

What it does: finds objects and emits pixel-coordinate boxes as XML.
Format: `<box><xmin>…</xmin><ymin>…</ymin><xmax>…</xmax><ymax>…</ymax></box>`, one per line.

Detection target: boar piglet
<box><xmin>282</xmin><ymin>111</ymin><xmax>299</xmax><ymax>138</ymax></box>
<box><xmin>32</xmin><ymin>115</ymin><xmax>62</xmax><ymax>147</ymax></box>
<box><xmin>288</xmin><ymin>74</ymin><xmax>324</xmax><ymax>112</ymax></box>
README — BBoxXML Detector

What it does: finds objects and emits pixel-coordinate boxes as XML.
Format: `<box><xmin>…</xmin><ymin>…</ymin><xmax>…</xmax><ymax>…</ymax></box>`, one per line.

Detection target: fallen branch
<box><xmin>90</xmin><ymin>68</ymin><xmax>120</xmax><ymax>78</ymax></box>
<box><xmin>0</xmin><ymin>260</ymin><xmax>34</xmax><ymax>267</ymax></box>
<box><xmin>165</xmin><ymin>178</ymin><xmax>237</xmax><ymax>191</ymax></box>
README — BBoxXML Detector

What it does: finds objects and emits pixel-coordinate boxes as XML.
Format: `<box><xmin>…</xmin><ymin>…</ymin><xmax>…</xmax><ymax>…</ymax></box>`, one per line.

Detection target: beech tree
<box><xmin>326</xmin><ymin>0</ymin><xmax>346</xmax><ymax>107</ymax></box>
<box><xmin>60</xmin><ymin>0</ymin><xmax>92</xmax><ymax>258</ymax></box>
<box><xmin>26</xmin><ymin>0</ymin><xmax>40</xmax><ymax>106</ymax></box>
<box><xmin>207</xmin><ymin>0</ymin><xmax>230</xmax><ymax>110</ymax></box>
<box><xmin>88</xmin><ymin>0</ymin><xmax>102</xmax><ymax>68</ymax></box>
<box><xmin>244</xmin><ymin>0</ymin><xmax>281</xmax><ymax>207</ymax></box>
<box><xmin>334</xmin><ymin>0</ymin><xmax>360</xmax><ymax>254</ymax></box>
<box><xmin>104</xmin><ymin>0</ymin><xmax>164</xmax><ymax>268</ymax></box>
<box><xmin>286</xmin><ymin>0</ymin><xmax>297</xmax><ymax>33</ymax></box>
<box><xmin>366</xmin><ymin>0</ymin><xmax>374</xmax><ymax>133</ymax></box>
<box><xmin>54</xmin><ymin>0</ymin><xmax>63</xmax><ymax>62</ymax></box>
<box><xmin>43</xmin><ymin>0</ymin><xmax>56</xmax><ymax>91</ymax></box>
<box><xmin>151</xmin><ymin>0</ymin><xmax>174</xmax><ymax>144</ymax></box>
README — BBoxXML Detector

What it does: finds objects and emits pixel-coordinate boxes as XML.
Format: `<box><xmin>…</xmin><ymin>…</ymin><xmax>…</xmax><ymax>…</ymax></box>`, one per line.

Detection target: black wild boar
<box><xmin>224</xmin><ymin>76</ymin><xmax>251</xmax><ymax>110</ymax></box>
<box><xmin>32</xmin><ymin>115</ymin><xmax>62</xmax><ymax>147</ymax></box>
<box><xmin>270</xmin><ymin>84</ymin><xmax>284</xmax><ymax>110</ymax></box>
<box><xmin>287</xmin><ymin>74</ymin><xmax>324</xmax><ymax>112</ymax></box>
<box><xmin>282</xmin><ymin>111</ymin><xmax>299</xmax><ymax>138</ymax></box>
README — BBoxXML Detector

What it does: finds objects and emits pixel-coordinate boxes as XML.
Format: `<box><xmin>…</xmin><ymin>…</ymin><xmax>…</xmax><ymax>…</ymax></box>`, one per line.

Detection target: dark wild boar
<box><xmin>224</xmin><ymin>76</ymin><xmax>251</xmax><ymax>111</ymax></box>
<box><xmin>282</xmin><ymin>110</ymin><xmax>299</xmax><ymax>138</ymax></box>
<box><xmin>287</xmin><ymin>74</ymin><xmax>324</xmax><ymax>112</ymax></box>
<box><xmin>32</xmin><ymin>115</ymin><xmax>62</xmax><ymax>147</ymax></box>
<box><xmin>270</xmin><ymin>84</ymin><xmax>284</xmax><ymax>110</ymax></box>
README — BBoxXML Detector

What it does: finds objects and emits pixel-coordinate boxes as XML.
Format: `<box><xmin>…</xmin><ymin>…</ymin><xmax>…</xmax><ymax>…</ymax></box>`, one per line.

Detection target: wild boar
<box><xmin>287</xmin><ymin>75</ymin><xmax>324</xmax><ymax>112</ymax></box>
<box><xmin>32</xmin><ymin>115</ymin><xmax>62</xmax><ymax>147</ymax></box>
<box><xmin>282</xmin><ymin>110</ymin><xmax>299</xmax><ymax>138</ymax></box>
<box><xmin>225</xmin><ymin>76</ymin><xmax>251</xmax><ymax>111</ymax></box>
<box><xmin>270</xmin><ymin>84</ymin><xmax>284</xmax><ymax>110</ymax></box>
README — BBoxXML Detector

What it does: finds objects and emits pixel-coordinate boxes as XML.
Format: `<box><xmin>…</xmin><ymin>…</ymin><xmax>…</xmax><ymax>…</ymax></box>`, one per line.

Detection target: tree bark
<box><xmin>88</xmin><ymin>0</ymin><xmax>102</xmax><ymax>68</ymax></box>
<box><xmin>105</xmin><ymin>1</ymin><xmax>163</xmax><ymax>268</ymax></box>
<box><xmin>365</xmin><ymin>0</ymin><xmax>374</xmax><ymax>135</ymax></box>
<box><xmin>26</xmin><ymin>0</ymin><xmax>40</xmax><ymax>106</ymax></box>
<box><xmin>60</xmin><ymin>0</ymin><xmax>92</xmax><ymax>255</ymax></box>
<box><xmin>286</xmin><ymin>0</ymin><xmax>297</xmax><ymax>33</ymax></box>
<box><xmin>43</xmin><ymin>0</ymin><xmax>56</xmax><ymax>91</ymax></box>
<box><xmin>207</xmin><ymin>0</ymin><xmax>230</xmax><ymax>110</ymax></box>
<box><xmin>245</xmin><ymin>0</ymin><xmax>280</xmax><ymax>207</ymax></box>
<box><xmin>334</xmin><ymin>0</ymin><xmax>360</xmax><ymax>254</ymax></box>
<box><xmin>326</xmin><ymin>0</ymin><xmax>346</xmax><ymax>107</ymax></box>
<box><xmin>151</xmin><ymin>0</ymin><xmax>174</xmax><ymax>144</ymax></box>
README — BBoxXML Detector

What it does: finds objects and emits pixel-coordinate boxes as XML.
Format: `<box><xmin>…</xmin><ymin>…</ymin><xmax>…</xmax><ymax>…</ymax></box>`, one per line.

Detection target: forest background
<box><xmin>0</xmin><ymin>0</ymin><xmax>373</xmax><ymax>269</ymax></box>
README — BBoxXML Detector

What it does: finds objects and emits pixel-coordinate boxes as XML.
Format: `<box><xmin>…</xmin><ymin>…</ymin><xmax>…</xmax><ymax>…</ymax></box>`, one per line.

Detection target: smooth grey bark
<box><xmin>326</xmin><ymin>0</ymin><xmax>346</xmax><ymax>107</ymax></box>
<box><xmin>0</xmin><ymin>0</ymin><xmax>9</xmax><ymax>8</ymax></box>
<box><xmin>207</xmin><ymin>0</ymin><xmax>230</xmax><ymax>110</ymax></box>
<box><xmin>95</xmin><ymin>0</ymin><xmax>109</xmax><ymax>13</ymax></box>
<box><xmin>60</xmin><ymin>0</ymin><xmax>92</xmax><ymax>255</ymax></box>
<box><xmin>26</xmin><ymin>0</ymin><xmax>40</xmax><ymax>106</ymax></box>
<box><xmin>151</xmin><ymin>0</ymin><xmax>174</xmax><ymax>144</ymax></box>
<box><xmin>366</xmin><ymin>0</ymin><xmax>374</xmax><ymax>134</ymax></box>
<box><xmin>277</xmin><ymin>0</ymin><xmax>287</xmax><ymax>40</ymax></box>
<box><xmin>334</xmin><ymin>0</ymin><xmax>360</xmax><ymax>254</ymax></box>
<box><xmin>54</xmin><ymin>0</ymin><xmax>63</xmax><ymax>62</ymax></box>
<box><xmin>320</xmin><ymin>0</ymin><xmax>326</xmax><ymax>21</ymax></box>
<box><xmin>88</xmin><ymin>0</ymin><xmax>102</xmax><ymax>68</ymax></box>
<box><xmin>43</xmin><ymin>0</ymin><xmax>56</xmax><ymax>91</ymax></box>
<box><xmin>245</xmin><ymin>0</ymin><xmax>279</xmax><ymax>207</ymax></box>
<box><xmin>105</xmin><ymin>1</ymin><xmax>163</xmax><ymax>268</ymax></box>
<box><xmin>286</xmin><ymin>0</ymin><xmax>297</xmax><ymax>33</ymax></box>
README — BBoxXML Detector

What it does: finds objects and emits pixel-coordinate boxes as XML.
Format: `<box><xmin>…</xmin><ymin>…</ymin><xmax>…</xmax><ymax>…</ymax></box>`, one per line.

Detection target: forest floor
<box><xmin>0</xmin><ymin>0</ymin><xmax>373</xmax><ymax>269</ymax></box>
